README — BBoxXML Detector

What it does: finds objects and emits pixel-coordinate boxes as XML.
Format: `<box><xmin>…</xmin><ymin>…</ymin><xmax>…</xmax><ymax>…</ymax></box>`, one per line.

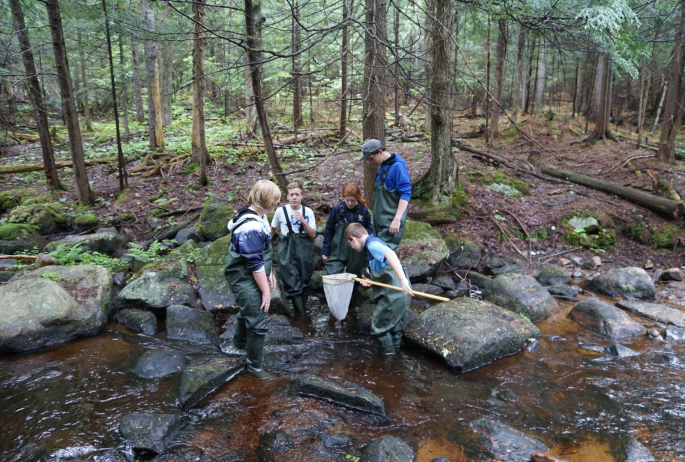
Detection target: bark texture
<box><xmin>142</xmin><ymin>0</ymin><xmax>164</xmax><ymax>150</ymax></box>
<box><xmin>192</xmin><ymin>0</ymin><xmax>209</xmax><ymax>186</ymax></box>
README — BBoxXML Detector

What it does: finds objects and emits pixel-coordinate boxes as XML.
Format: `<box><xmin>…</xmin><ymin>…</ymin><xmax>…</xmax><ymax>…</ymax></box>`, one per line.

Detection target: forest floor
<box><xmin>1</xmin><ymin>109</ymin><xmax>684</xmax><ymax>301</ymax></box>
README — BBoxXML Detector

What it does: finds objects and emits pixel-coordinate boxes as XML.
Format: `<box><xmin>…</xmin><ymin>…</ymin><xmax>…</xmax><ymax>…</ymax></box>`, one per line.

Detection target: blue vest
<box><xmin>364</xmin><ymin>234</ymin><xmax>389</xmax><ymax>273</ymax></box>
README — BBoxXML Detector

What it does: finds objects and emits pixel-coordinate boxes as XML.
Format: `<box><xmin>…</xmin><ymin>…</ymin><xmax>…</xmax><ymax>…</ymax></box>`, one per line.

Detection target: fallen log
<box><xmin>0</xmin><ymin>155</ymin><xmax>136</xmax><ymax>174</ymax></box>
<box><xmin>528</xmin><ymin>153</ymin><xmax>685</xmax><ymax>219</ymax></box>
<box><xmin>452</xmin><ymin>125</ymin><xmax>485</xmax><ymax>139</ymax></box>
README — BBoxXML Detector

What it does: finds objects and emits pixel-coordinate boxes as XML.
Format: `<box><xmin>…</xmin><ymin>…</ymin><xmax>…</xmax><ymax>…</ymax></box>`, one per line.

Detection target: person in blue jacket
<box><xmin>359</xmin><ymin>138</ymin><xmax>412</xmax><ymax>250</ymax></box>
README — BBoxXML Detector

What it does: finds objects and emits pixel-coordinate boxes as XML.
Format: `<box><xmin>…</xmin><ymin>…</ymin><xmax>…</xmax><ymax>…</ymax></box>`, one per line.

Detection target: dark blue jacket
<box><xmin>375</xmin><ymin>154</ymin><xmax>412</xmax><ymax>201</ymax></box>
<box><xmin>322</xmin><ymin>202</ymin><xmax>372</xmax><ymax>256</ymax></box>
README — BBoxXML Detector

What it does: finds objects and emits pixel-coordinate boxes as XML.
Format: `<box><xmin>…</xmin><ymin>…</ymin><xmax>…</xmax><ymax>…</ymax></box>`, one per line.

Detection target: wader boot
<box><xmin>233</xmin><ymin>317</ymin><xmax>247</xmax><ymax>351</ymax></box>
<box><xmin>370</xmin><ymin>264</ymin><xmax>411</xmax><ymax>356</ymax></box>
<box><xmin>372</xmin><ymin>161</ymin><xmax>407</xmax><ymax>251</ymax></box>
<box><xmin>391</xmin><ymin>331</ymin><xmax>403</xmax><ymax>350</ymax></box>
<box><xmin>291</xmin><ymin>294</ymin><xmax>306</xmax><ymax>315</ymax></box>
<box><xmin>375</xmin><ymin>333</ymin><xmax>396</xmax><ymax>355</ymax></box>
<box><xmin>245</xmin><ymin>332</ymin><xmax>275</xmax><ymax>380</ymax></box>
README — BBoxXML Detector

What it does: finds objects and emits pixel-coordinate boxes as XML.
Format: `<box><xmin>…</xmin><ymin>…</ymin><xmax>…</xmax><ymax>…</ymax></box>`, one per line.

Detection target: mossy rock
<box><xmin>74</xmin><ymin>212</ymin><xmax>100</xmax><ymax>228</ymax></box>
<box><xmin>651</xmin><ymin>223</ymin><xmax>681</xmax><ymax>250</ymax></box>
<box><xmin>115</xmin><ymin>188</ymin><xmax>132</xmax><ymax>205</ymax></box>
<box><xmin>398</xmin><ymin>220</ymin><xmax>450</xmax><ymax>280</ymax></box>
<box><xmin>0</xmin><ymin>224</ymin><xmax>46</xmax><ymax>255</ymax></box>
<box><xmin>7</xmin><ymin>203</ymin><xmax>68</xmax><ymax>235</ymax></box>
<box><xmin>0</xmin><ymin>224</ymin><xmax>38</xmax><ymax>241</ymax></box>
<box><xmin>22</xmin><ymin>192</ymin><xmax>54</xmax><ymax>206</ymax></box>
<box><xmin>467</xmin><ymin>170</ymin><xmax>529</xmax><ymax>196</ymax></box>
<box><xmin>561</xmin><ymin>209</ymin><xmax>615</xmax><ymax>250</ymax></box>
<box><xmin>0</xmin><ymin>188</ymin><xmax>36</xmax><ymax>213</ymax></box>
<box><xmin>197</xmin><ymin>202</ymin><xmax>233</xmax><ymax>241</ymax></box>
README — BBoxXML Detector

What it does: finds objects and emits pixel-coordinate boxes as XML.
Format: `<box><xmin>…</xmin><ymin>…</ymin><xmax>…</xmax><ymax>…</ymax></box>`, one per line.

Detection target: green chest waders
<box><xmin>369</xmin><ymin>264</ymin><xmax>411</xmax><ymax>354</ymax></box>
<box><xmin>324</xmin><ymin>211</ymin><xmax>367</xmax><ymax>277</ymax></box>
<box><xmin>372</xmin><ymin>167</ymin><xmax>407</xmax><ymax>251</ymax></box>
<box><xmin>277</xmin><ymin>206</ymin><xmax>314</xmax><ymax>314</ymax></box>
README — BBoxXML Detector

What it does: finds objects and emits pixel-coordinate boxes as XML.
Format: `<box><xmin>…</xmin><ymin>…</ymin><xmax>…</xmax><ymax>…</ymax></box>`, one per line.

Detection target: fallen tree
<box><xmin>528</xmin><ymin>152</ymin><xmax>685</xmax><ymax>219</ymax></box>
<box><xmin>0</xmin><ymin>155</ymin><xmax>136</xmax><ymax>174</ymax></box>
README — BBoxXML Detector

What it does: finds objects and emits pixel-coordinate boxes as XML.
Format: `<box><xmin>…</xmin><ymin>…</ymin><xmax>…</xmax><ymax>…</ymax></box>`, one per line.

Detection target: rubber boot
<box><xmin>292</xmin><ymin>294</ymin><xmax>306</xmax><ymax>315</ymax></box>
<box><xmin>391</xmin><ymin>331</ymin><xmax>403</xmax><ymax>350</ymax></box>
<box><xmin>245</xmin><ymin>332</ymin><xmax>275</xmax><ymax>380</ymax></box>
<box><xmin>233</xmin><ymin>317</ymin><xmax>247</xmax><ymax>351</ymax></box>
<box><xmin>375</xmin><ymin>333</ymin><xmax>396</xmax><ymax>356</ymax></box>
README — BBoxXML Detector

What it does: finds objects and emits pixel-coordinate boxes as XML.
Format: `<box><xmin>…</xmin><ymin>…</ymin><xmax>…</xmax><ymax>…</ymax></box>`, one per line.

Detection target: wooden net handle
<box><xmin>354</xmin><ymin>278</ymin><xmax>449</xmax><ymax>302</ymax></box>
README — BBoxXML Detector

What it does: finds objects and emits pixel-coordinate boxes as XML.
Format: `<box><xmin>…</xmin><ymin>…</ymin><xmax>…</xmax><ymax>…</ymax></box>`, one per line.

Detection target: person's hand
<box><xmin>322</xmin><ymin>255</ymin><xmax>328</xmax><ymax>261</ymax></box>
<box><xmin>269</xmin><ymin>271</ymin><xmax>276</xmax><ymax>290</ymax></box>
<box><xmin>260</xmin><ymin>291</ymin><xmax>271</xmax><ymax>312</ymax></box>
<box><xmin>390</xmin><ymin>218</ymin><xmax>401</xmax><ymax>234</ymax></box>
<box><xmin>401</xmin><ymin>278</ymin><xmax>414</xmax><ymax>297</ymax></box>
<box><xmin>293</xmin><ymin>211</ymin><xmax>305</xmax><ymax>223</ymax></box>
<box><xmin>359</xmin><ymin>275</ymin><xmax>372</xmax><ymax>287</ymax></box>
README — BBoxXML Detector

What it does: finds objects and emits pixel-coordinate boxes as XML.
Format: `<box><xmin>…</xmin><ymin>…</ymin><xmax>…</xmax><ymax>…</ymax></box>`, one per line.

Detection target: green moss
<box><xmin>115</xmin><ymin>188</ymin><xmax>132</xmax><ymax>205</ymax></box>
<box><xmin>0</xmin><ymin>188</ymin><xmax>36</xmax><ymax>213</ymax></box>
<box><xmin>561</xmin><ymin>209</ymin><xmax>616</xmax><ymax>250</ymax></box>
<box><xmin>627</xmin><ymin>222</ymin><xmax>647</xmax><ymax>243</ymax></box>
<box><xmin>652</xmin><ymin>223</ymin><xmax>681</xmax><ymax>250</ymax></box>
<box><xmin>74</xmin><ymin>212</ymin><xmax>100</xmax><ymax>227</ymax></box>
<box><xmin>22</xmin><ymin>192</ymin><xmax>53</xmax><ymax>206</ymax></box>
<box><xmin>181</xmin><ymin>161</ymin><xmax>199</xmax><ymax>175</ymax></box>
<box><xmin>117</xmin><ymin>212</ymin><xmax>135</xmax><ymax>222</ymax></box>
<box><xmin>451</xmin><ymin>182</ymin><xmax>467</xmax><ymax>208</ymax></box>
<box><xmin>467</xmin><ymin>170</ymin><xmax>529</xmax><ymax>196</ymax></box>
<box><xmin>0</xmin><ymin>223</ymin><xmax>38</xmax><ymax>240</ymax></box>
<box><xmin>7</xmin><ymin>203</ymin><xmax>67</xmax><ymax>229</ymax></box>
<box><xmin>148</xmin><ymin>208</ymin><xmax>165</xmax><ymax>217</ymax></box>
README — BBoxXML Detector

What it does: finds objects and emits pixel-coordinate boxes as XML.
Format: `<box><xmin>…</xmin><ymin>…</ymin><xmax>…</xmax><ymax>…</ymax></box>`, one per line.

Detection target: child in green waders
<box><xmin>322</xmin><ymin>183</ymin><xmax>372</xmax><ymax>276</ymax></box>
<box><xmin>270</xmin><ymin>182</ymin><xmax>316</xmax><ymax>314</ymax></box>
<box><xmin>345</xmin><ymin>223</ymin><xmax>413</xmax><ymax>355</ymax></box>
<box><xmin>224</xmin><ymin>180</ymin><xmax>281</xmax><ymax>379</ymax></box>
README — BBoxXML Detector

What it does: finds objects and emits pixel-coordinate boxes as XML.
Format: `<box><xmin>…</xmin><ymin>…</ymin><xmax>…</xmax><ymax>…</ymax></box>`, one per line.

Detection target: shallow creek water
<box><xmin>1</xmin><ymin>294</ymin><xmax>685</xmax><ymax>461</ymax></box>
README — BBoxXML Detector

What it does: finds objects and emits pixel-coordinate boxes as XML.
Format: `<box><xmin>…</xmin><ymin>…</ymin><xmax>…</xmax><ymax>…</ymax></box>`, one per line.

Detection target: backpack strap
<box><xmin>377</xmin><ymin>155</ymin><xmax>397</xmax><ymax>183</ymax></box>
<box><xmin>282</xmin><ymin>205</ymin><xmax>295</xmax><ymax>235</ymax></box>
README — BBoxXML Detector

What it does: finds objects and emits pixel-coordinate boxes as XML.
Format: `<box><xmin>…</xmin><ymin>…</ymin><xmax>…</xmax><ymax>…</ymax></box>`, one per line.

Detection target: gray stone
<box><xmin>175</xmin><ymin>228</ymin><xmax>201</xmax><ymax>245</ymax></box>
<box><xmin>661</xmin><ymin>268</ymin><xmax>684</xmax><ymax>282</ymax></box>
<box><xmin>35</xmin><ymin>253</ymin><xmax>60</xmax><ymax>268</ymax></box>
<box><xmin>589</xmin><ymin>267</ymin><xmax>657</xmax><ymax>300</ymax></box>
<box><xmin>134</xmin><ymin>350</ymin><xmax>188</xmax><ymax>378</ymax></box>
<box><xmin>624</xmin><ymin>438</ymin><xmax>656</xmax><ymax>462</ymax></box>
<box><xmin>615</xmin><ymin>300</ymin><xmax>684</xmax><ymax>327</ymax></box>
<box><xmin>405</xmin><ymin>298</ymin><xmax>541</xmax><ymax>372</ymax></box>
<box><xmin>572</xmin><ymin>270</ymin><xmax>584</xmax><ymax>279</ymax></box>
<box><xmin>222</xmin><ymin>314</ymin><xmax>303</xmax><ymax>346</ymax></box>
<box><xmin>484</xmin><ymin>257</ymin><xmax>523</xmax><ymax>276</ymax></box>
<box><xmin>570</xmin><ymin>256</ymin><xmax>583</xmax><ymax>266</ymax></box>
<box><xmin>96</xmin><ymin>227</ymin><xmax>118</xmax><ymax>234</ymax></box>
<box><xmin>292</xmin><ymin>374</ymin><xmax>386</xmax><ymax>415</ymax></box>
<box><xmin>537</xmin><ymin>265</ymin><xmax>571</xmax><ymax>285</ymax></box>
<box><xmin>118</xmin><ymin>272</ymin><xmax>195</xmax><ymax>309</ymax></box>
<box><xmin>431</xmin><ymin>275</ymin><xmax>456</xmax><ymax>290</ymax></box>
<box><xmin>0</xmin><ymin>265</ymin><xmax>112</xmax><ymax>353</ymax></box>
<box><xmin>0</xmin><ymin>258</ymin><xmax>17</xmax><ymax>270</ymax></box>
<box><xmin>568</xmin><ymin>299</ymin><xmax>645</xmax><ymax>339</ymax></box>
<box><xmin>178</xmin><ymin>356</ymin><xmax>245</xmax><ymax>410</ymax></box>
<box><xmin>583</xmin><ymin>260</ymin><xmax>598</xmax><ymax>270</ymax></box>
<box><xmin>665</xmin><ymin>326</ymin><xmax>685</xmax><ymax>341</ymax></box>
<box><xmin>45</xmin><ymin>232</ymin><xmax>127</xmax><ymax>254</ymax></box>
<box><xmin>166</xmin><ymin>305</ymin><xmax>220</xmax><ymax>347</ymax></box>
<box><xmin>469</xmin><ymin>418</ymin><xmax>549</xmax><ymax>462</ymax></box>
<box><xmin>360</xmin><ymin>435</ymin><xmax>415</xmax><ymax>462</ymax></box>
<box><xmin>255</xmin><ymin>430</ymin><xmax>294</xmax><ymax>461</ymax></box>
<box><xmin>483</xmin><ymin>272</ymin><xmax>556</xmax><ymax>322</ymax></box>
<box><xmin>116</xmin><ymin>309</ymin><xmax>158</xmax><ymax>335</ymax></box>
<box><xmin>605</xmin><ymin>343</ymin><xmax>641</xmax><ymax>358</ymax></box>
<box><xmin>146</xmin><ymin>217</ymin><xmax>164</xmax><ymax>230</ymax></box>
<box><xmin>0</xmin><ymin>232</ymin><xmax>46</xmax><ymax>255</ymax></box>
<box><xmin>546</xmin><ymin>284</ymin><xmax>581</xmax><ymax>298</ymax></box>
<box><xmin>446</xmin><ymin>240</ymin><xmax>482</xmax><ymax>270</ymax></box>
<box><xmin>398</xmin><ymin>220</ymin><xmax>450</xmax><ymax>281</ymax></box>
<box><xmin>119</xmin><ymin>413</ymin><xmax>187</xmax><ymax>455</ymax></box>
<box><xmin>567</xmin><ymin>216</ymin><xmax>599</xmax><ymax>234</ymax></box>
<box><xmin>411</xmin><ymin>283</ymin><xmax>445</xmax><ymax>295</ymax></box>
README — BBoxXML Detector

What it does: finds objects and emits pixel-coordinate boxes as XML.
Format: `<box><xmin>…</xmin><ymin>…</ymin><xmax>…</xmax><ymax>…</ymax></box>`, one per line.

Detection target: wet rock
<box><xmin>459</xmin><ymin>271</ymin><xmax>493</xmax><ymax>293</ymax></box>
<box><xmin>221</xmin><ymin>314</ymin><xmax>303</xmax><ymax>346</ymax></box>
<box><xmin>572</xmin><ymin>270</ymin><xmax>584</xmax><ymax>279</ymax></box>
<box><xmin>398</xmin><ymin>221</ymin><xmax>450</xmax><ymax>281</ymax></box>
<box><xmin>0</xmin><ymin>224</ymin><xmax>46</xmax><ymax>255</ymax></box>
<box><xmin>578</xmin><ymin>344</ymin><xmax>606</xmax><ymax>355</ymax></box>
<box><xmin>0</xmin><ymin>265</ymin><xmax>112</xmax><ymax>353</ymax></box>
<box><xmin>95</xmin><ymin>449</ymin><xmax>130</xmax><ymax>462</ymax></box>
<box><xmin>118</xmin><ymin>272</ymin><xmax>195</xmax><ymax>309</ymax></box>
<box><xmin>537</xmin><ymin>265</ymin><xmax>571</xmax><ymax>285</ymax></box>
<box><xmin>446</xmin><ymin>240</ymin><xmax>481</xmax><ymax>270</ymax></box>
<box><xmin>405</xmin><ymin>298</ymin><xmax>541</xmax><ymax>372</ymax></box>
<box><xmin>355</xmin><ymin>292</ymin><xmax>376</xmax><ymax>335</ymax></box>
<box><xmin>360</xmin><ymin>435</ymin><xmax>415</xmax><ymax>462</ymax></box>
<box><xmin>526</xmin><ymin>339</ymin><xmax>540</xmax><ymax>352</ymax></box>
<box><xmin>568</xmin><ymin>299</ymin><xmax>645</xmax><ymax>339</ymax></box>
<box><xmin>588</xmin><ymin>267</ymin><xmax>657</xmax><ymax>300</ymax></box>
<box><xmin>605</xmin><ymin>343</ymin><xmax>641</xmax><ymax>358</ymax></box>
<box><xmin>546</xmin><ymin>284</ymin><xmax>581</xmax><ymax>298</ymax></box>
<box><xmin>411</xmin><ymin>283</ymin><xmax>445</xmax><ymax>295</ymax></box>
<box><xmin>255</xmin><ymin>431</ymin><xmax>294</xmax><ymax>462</ymax></box>
<box><xmin>0</xmin><ymin>270</ymin><xmax>14</xmax><ymax>283</ymax></box>
<box><xmin>166</xmin><ymin>305</ymin><xmax>220</xmax><ymax>347</ymax></box>
<box><xmin>178</xmin><ymin>356</ymin><xmax>244</xmax><ymax>410</ymax></box>
<box><xmin>431</xmin><ymin>458</ymin><xmax>453</xmax><ymax>462</ymax></box>
<box><xmin>134</xmin><ymin>350</ymin><xmax>188</xmax><ymax>378</ymax></box>
<box><xmin>444</xmin><ymin>289</ymin><xmax>461</xmax><ymax>299</ymax></box>
<box><xmin>45</xmin><ymin>232</ymin><xmax>127</xmax><ymax>254</ymax></box>
<box><xmin>191</xmin><ymin>235</ymin><xmax>237</xmax><ymax>311</ymax></box>
<box><xmin>531</xmin><ymin>453</ymin><xmax>570</xmax><ymax>462</ymax></box>
<box><xmin>583</xmin><ymin>260</ymin><xmax>598</xmax><ymax>271</ymax></box>
<box><xmin>665</xmin><ymin>326</ymin><xmax>685</xmax><ymax>341</ymax></box>
<box><xmin>546</xmin><ymin>334</ymin><xmax>562</xmax><ymax>342</ymax></box>
<box><xmin>174</xmin><ymin>228</ymin><xmax>201</xmax><ymax>245</ymax></box>
<box><xmin>112</xmin><ymin>271</ymin><xmax>126</xmax><ymax>288</ymax></box>
<box><xmin>558</xmin><ymin>258</ymin><xmax>571</xmax><ymax>267</ymax></box>
<box><xmin>197</xmin><ymin>201</ymin><xmax>231</xmax><ymax>241</ymax></box>
<box><xmin>482</xmin><ymin>272</ymin><xmax>556</xmax><ymax>322</ymax></box>
<box><xmin>310</xmin><ymin>270</ymin><xmax>325</xmax><ymax>293</ymax></box>
<box><xmin>115</xmin><ymin>309</ymin><xmax>158</xmax><ymax>335</ymax></box>
<box><xmin>569</xmin><ymin>256</ymin><xmax>583</xmax><ymax>266</ymax></box>
<box><xmin>484</xmin><ymin>257</ymin><xmax>522</xmax><ymax>276</ymax></box>
<box><xmin>646</xmin><ymin>328</ymin><xmax>662</xmax><ymax>340</ymax></box>
<box><xmin>661</xmin><ymin>268</ymin><xmax>684</xmax><ymax>282</ymax></box>
<box><xmin>153</xmin><ymin>448</ymin><xmax>206</xmax><ymax>462</ymax></box>
<box><xmin>469</xmin><ymin>418</ymin><xmax>549</xmax><ymax>462</ymax></box>
<box><xmin>292</xmin><ymin>374</ymin><xmax>386</xmax><ymax>415</ymax></box>
<box><xmin>624</xmin><ymin>438</ymin><xmax>656</xmax><ymax>462</ymax></box>
<box><xmin>119</xmin><ymin>412</ymin><xmax>187</xmax><ymax>455</ymax></box>
<box><xmin>269</xmin><ymin>275</ymin><xmax>292</xmax><ymax>318</ymax></box>
<box><xmin>319</xmin><ymin>432</ymin><xmax>354</xmax><ymax>456</ymax></box>
<box><xmin>615</xmin><ymin>300</ymin><xmax>684</xmax><ymax>327</ymax></box>
<box><xmin>35</xmin><ymin>253</ymin><xmax>60</xmax><ymax>268</ymax></box>
<box><xmin>431</xmin><ymin>275</ymin><xmax>456</xmax><ymax>291</ymax></box>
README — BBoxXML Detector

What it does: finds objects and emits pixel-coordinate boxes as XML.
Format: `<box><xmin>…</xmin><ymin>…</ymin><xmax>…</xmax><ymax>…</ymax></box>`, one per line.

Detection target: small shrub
<box><xmin>652</xmin><ymin>224</ymin><xmax>681</xmax><ymax>251</ymax></box>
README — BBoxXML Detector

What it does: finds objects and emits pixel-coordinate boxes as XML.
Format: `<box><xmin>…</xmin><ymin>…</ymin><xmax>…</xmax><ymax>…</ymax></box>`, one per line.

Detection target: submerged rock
<box><xmin>615</xmin><ymin>300</ymin><xmax>684</xmax><ymax>327</ymax></box>
<box><xmin>119</xmin><ymin>412</ymin><xmax>188</xmax><ymax>455</ymax></box>
<box><xmin>292</xmin><ymin>374</ymin><xmax>385</xmax><ymax>415</ymax></box>
<box><xmin>568</xmin><ymin>299</ymin><xmax>645</xmax><ymax>339</ymax></box>
<box><xmin>178</xmin><ymin>356</ymin><xmax>245</xmax><ymax>410</ymax></box>
<box><xmin>469</xmin><ymin>418</ymin><xmax>549</xmax><ymax>462</ymax></box>
<box><xmin>482</xmin><ymin>272</ymin><xmax>556</xmax><ymax>322</ymax></box>
<box><xmin>665</xmin><ymin>326</ymin><xmax>685</xmax><ymax>341</ymax></box>
<box><xmin>405</xmin><ymin>298</ymin><xmax>541</xmax><ymax>372</ymax></box>
<box><xmin>134</xmin><ymin>350</ymin><xmax>188</xmax><ymax>379</ymax></box>
<box><xmin>588</xmin><ymin>267</ymin><xmax>656</xmax><ymax>300</ymax></box>
<box><xmin>624</xmin><ymin>438</ymin><xmax>656</xmax><ymax>462</ymax></box>
<box><xmin>221</xmin><ymin>314</ymin><xmax>303</xmax><ymax>345</ymax></box>
<box><xmin>115</xmin><ymin>309</ymin><xmax>157</xmax><ymax>335</ymax></box>
<box><xmin>255</xmin><ymin>430</ymin><xmax>294</xmax><ymax>462</ymax></box>
<box><xmin>0</xmin><ymin>265</ymin><xmax>112</xmax><ymax>353</ymax></box>
<box><xmin>166</xmin><ymin>305</ymin><xmax>220</xmax><ymax>347</ymax></box>
<box><xmin>360</xmin><ymin>435</ymin><xmax>415</xmax><ymax>462</ymax></box>
<box><xmin>605</xmin><ymin>343</ymin><xmax>641</xmax><ymax>358</ymax></box>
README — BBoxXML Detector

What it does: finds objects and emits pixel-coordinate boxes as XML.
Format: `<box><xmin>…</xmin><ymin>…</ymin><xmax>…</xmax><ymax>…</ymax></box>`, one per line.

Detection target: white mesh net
<box><xmin>322</xmin><ymin>272</ymin><xmax>356</xmax><ymax>320</ymax></box>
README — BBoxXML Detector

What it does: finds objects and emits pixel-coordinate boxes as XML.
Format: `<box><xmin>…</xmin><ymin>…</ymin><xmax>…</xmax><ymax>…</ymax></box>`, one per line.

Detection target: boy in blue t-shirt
<box><xmin>344</xmin><ymin>223</ymin><xmax>413</xmax><ymax>355</ymax></box>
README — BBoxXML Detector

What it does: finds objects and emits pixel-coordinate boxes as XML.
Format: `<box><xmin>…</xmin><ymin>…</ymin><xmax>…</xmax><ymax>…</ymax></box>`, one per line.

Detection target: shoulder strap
<box><xmin>301</xmin><ymin>205</ymin><xmax>311</xmax><ymax>234</ymax></box>
<box><xmin>282</xmin><ymin>205</ymin><xmax>294</xmax><ymax>234</ymax></box>
<box><xmin>232</xmin><ymin>217</ymin><xmax>258</xmax><ymax>234</ymax></box>
<box><xmin>378</xmin><ymin>156</ymin><xmax>397</xmax><ymax>183</ymax></box>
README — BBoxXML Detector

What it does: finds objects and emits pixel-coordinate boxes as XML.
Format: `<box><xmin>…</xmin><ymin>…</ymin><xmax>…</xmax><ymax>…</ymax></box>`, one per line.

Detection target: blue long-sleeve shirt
<box><xmin>375</xmin><ymin>153</ymin><xmax>412</xmax><ymax>201</ymax></box>
<box><xmin>322</xmin><ymin>202</ymin><xmax>372</xmax><ymax>256</ymax></box>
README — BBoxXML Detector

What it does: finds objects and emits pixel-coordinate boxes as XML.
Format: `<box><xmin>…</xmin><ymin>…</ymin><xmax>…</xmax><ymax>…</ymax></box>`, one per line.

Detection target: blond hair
<box><xmin>287</xmin><ymin>181</ymin><xmax>302</xmax><ymax>191</ymax></box>
<box><xmin>344</xmin><ymin>222</ymin><xmax>369</xmax><ymax>241</ymax></box>
<box><xmin>247</xmin><ymin>180</ymin><xmax>281</xmax><ymax>209</ymax></box>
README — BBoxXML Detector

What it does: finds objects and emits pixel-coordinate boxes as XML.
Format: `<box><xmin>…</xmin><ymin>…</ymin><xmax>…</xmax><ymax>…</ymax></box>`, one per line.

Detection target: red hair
<box><xmin>342</xmin><ymin>183</ymin><xmax>367</xmax><ymax>207</ymax></box>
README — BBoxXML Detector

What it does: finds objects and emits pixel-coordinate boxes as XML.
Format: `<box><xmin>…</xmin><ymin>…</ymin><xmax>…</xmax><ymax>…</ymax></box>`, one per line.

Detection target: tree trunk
<box><xmin>636</xmin><ymin>65</ymin><xmax>647</xmax><ymax>148</ymax></box>
<box><xmin>9</xmin><ymin>0</ymin><xmax>62</xmax><ymax>190</ymax></box>
<box><xmin>523</xmin><ymin>36</ymin><xmax>536</xmax><ymax>115</ymax></box>
<box><xmin>192</xmin><ymin>0</ymin><xmax>209</xmax><ymax>186</ymax></box>
<box><xmin>339</xmin><ymin>0</ymin><xmax>350</xmax><ymax>137</ymax></box>
<box><xmin>512</xmin><ymin>25</ymin><xmax>527</xmax><ymax>124</ymax></box>
<box><xmin>142</xmin><ymin>0</ymin><xmax>164</xmax><ymax>150</ymax></box>
<box><xmin>77</xmin><ymin>30</ymin><xmax>92</xmax><ymax>132</ymax></box>
<box><xmin>572</xmin><ymin>61</ymin><xmax>581</xmax><ymax>117</ymax></box>
<box><xmin>131</xmin><ymin>38</ymin><xmax>145</xmax><ymax>123</ymax></box>
<box><xmin>118</xmin><ymin>34</ymin><xmax>130</xmax><ymax>142</ymax></box>
<box><xmin>292</xmin><ymin>1</ymin><xmax>302</xmax><ymax>128</ymax></box>
<box><xmin>45</xmin><ymin>0</ymin><xmax>93</xmax><ymax>205</ymax></box>
<box><xmin>534</xmin><ymin>38</ymin><xmax>547</xmax><ymax>110</ymax></box>
<box><xmin>490</xmin><ymin>19</ymin><xmax>506</xmax><ymax>138</ymax></box>
<box><xmin>484</xmin><ymin>16</ymin><xmax>491</xmax><ymax>144</ymax></box>
<box><xmin>651</xmin><ymin>80</ymin><xmax>668</xmax><ymax>134</ymax></box>
<box><xmin>589</xmin><ymin>54</ymin><xmax>604</xmax><ymax>121</ymax></box>
<box><xmin>423</xmin><ymin>2</ymin><xmax>433</xmax><ymax>133</ymax></box>
<box><xmin>394</xmin><ymin>7</ymin><xmax>400</xmax><ymax>124</ymax></box>
<box><xmin>244</xmin><ymin>65</ymin><xmax>261</xmax><ymax>138</ymax></box>
<box><xmin>586</xmin><ymin>54</ymin><xmax>617</xmax><ymax>143</ymax></box>
<box><xmin>161</xmin><ymin>42</ymin><xmax>173</xmax><ymax>126</ymax></box>
<box><xmin>362</xmin><ymin>0</ymin><xmax>387</xmax><ymax>208</ymax></box>
<box><xmin>244</xmin><ymin>0</ymin><xmax>287</xmax><ymax>191</ymax></box>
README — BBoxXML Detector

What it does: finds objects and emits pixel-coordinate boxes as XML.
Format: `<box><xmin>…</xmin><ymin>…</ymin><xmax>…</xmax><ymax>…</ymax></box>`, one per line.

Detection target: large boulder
<box><xmin>45</xmin><ymin>232</ymin><xmax>127</xmax><ymax>254</ymax></box>
<box><xmin>0</xmin><ymin>224</ymin><xmax>46</xmax><ymax>255</ymax></box>
<box><xmin>166</xmin><ymin>305</ymin><xmax>220</xmax><ymax>347</ymax></box>
<box><xmin>588</xmin><ymin>267</ymin><xmax>656</xmax><ymax>300</ymax></box>
<box><xmin>119</xmin><ymin>413</ymin><xmax>188</xmax><ymax>455</ymax></box>
<box><xmin>568</xmin><ymin>299</ymin><xmax>645</xmax><ymax>339</ymax></box>
<box><xmin>292</xmin><ymin>374</ymin><xmax>386</xmax><ymax>415</ymax></box>
<box><xmin>405</xmin><ymin>298</ymin><xmax>540</xmax><ymax>372</ymax></box>
<box><xmin>115</xmin><ymin>309</ymin><xmax>158</xmax><ymax>335</ymax></box>
<box><xmin>445</xmin><ymin>239</ymin><xmax>482</xmax><ymax>270</ymax></box>
<box><xmin>178</xmin><ymin>356</ymin><xmax>245</xmax><ymax>410</ymax></box>
<box><xmin>7</xmin><ymin>203</ymin><xmax>68</xmax><ymax>235</ymax></box>
<box><xmin>467</xmin><ymin>418</ymin><xmax>549</xmax><ymax>462</ymax></box>
<box><xmin>398</xmin><ymin>221</ymin><xmax>450</xmax><ymax>281</ymax></box>
<box><xmin>360</xmin><ymin>435</ymin><xmax>415</xmax><ymax>462</ymax></box>
<box><xmin>193</xmin><ymin>235</ymin><xmax>237</xmax><ymax>311</ymax></box>
<box><xmin>197</xmin><ymin>201</ymin><xmax>232</xmax><ymax>241</ymax></box>
<box><xmin>537</xmin><ymin>265</ymin><xmax>571</xmax><ymax>286</ymax></box>
<box><xmin>134</xmin><ymin>350</ymin><xmax>188</xmax><ymax>379</ymax></box>
<box><xmin>615</xmin><ymin>300</ymin><xmax>684</xmax><ymax>327</ymax></box>
<box><xmin>0</xmin><ymin>265</ymin><xmax>112</xmax><ymax>353</ymax></box>
<box><xmin>118</xmin><ymin>269</ymin><xmax>194</xmax><ymax>310</ymax></box>
<box><xmin>482</xmin><ymin>272</ymin><xmax>556</xmax><ymax>322</ymax></box>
